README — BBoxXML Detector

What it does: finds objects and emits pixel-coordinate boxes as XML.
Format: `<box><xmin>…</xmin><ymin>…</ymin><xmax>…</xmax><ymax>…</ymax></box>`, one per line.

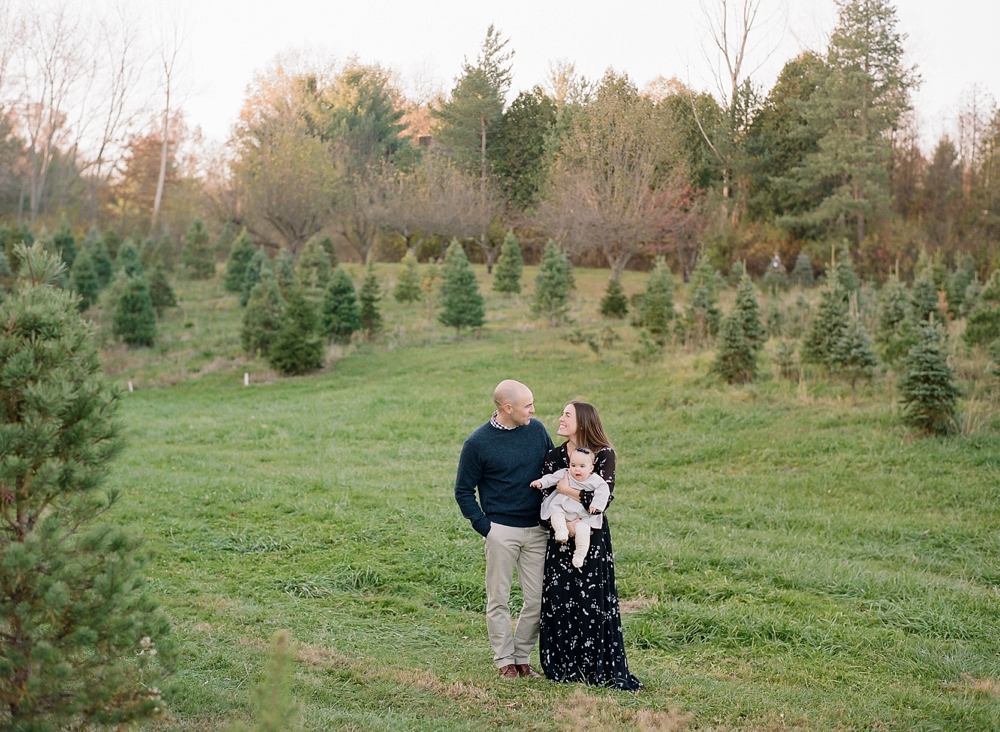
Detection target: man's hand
<box><xmin>530</xmin><ymin>479</ymin><xmax>543</xmax><ymax>489</ymax></box>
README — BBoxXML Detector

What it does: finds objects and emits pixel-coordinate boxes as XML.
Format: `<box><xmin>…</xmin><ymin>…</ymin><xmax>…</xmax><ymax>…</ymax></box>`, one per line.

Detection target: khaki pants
<box><xmin>483</xmin><ymin>522</ymin><xmax>548</xmax><ymax>668</ymax></box>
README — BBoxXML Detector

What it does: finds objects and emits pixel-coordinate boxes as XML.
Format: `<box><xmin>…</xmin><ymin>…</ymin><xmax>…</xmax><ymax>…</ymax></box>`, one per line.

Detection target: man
<box><xmin>454</xmin><ymin>379</ymin><xmax>554</xmax><ymax>679</ymax></box>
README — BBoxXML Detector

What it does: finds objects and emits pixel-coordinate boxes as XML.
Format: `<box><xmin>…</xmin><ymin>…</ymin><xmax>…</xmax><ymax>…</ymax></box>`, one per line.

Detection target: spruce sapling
<box><xmin>71</xmin><ymin>248</ymin><xmax>100</xmax><ymax>311</ymax></box>
<box><xmin>321</xmin><ymin>268</ymin><xmax>362</xmax><ymax>344</ymax></box>
<box><xmin>911</xmin><ymin>271</ymin><xmax>942</xmax><ymax>323</ymax></box>
<box><xmin>801</xmin><ymin>284</ymin><xmax>849</xmax><ymax>366</ymax></box>
<box><xmin>240</xmin><ymin>249</ymin><xmax>269</xmax><ymax>307</ymax></box>
<box><xmin>242</xmin><ymin>272</ymin><xmax>285</xmax><ymax>357</ymax></box>
<box><xmin>599</xmin><ymin>277</ymin><xmax>628</xmax><ymax>318</ymax></box>
<box><xmin>181</xmin><ymin>218</ymin><xmax>215</xmax><ymax>279</ymax></box>
<box><xmin>638</xmin><ymin>257</ymin><xmax>674</xmax><ymax>345</ymax></box>
<box><xmin>493</xmin><ymin>230</ymin><xmax>523</xmax><ymax>295</ymax></box>
<box><xmin>790</xmin><ymin>252</ymin><xmax>815</xmax><ymax>287</ymax></box>
<box><xmin>394</xmin><ymin>251</ymin><xmax>423</xmax><ymax>303</ymax></box>
<box><xmin>295</xmin><ymin>236</ymin><xmax>332</xmax><ymax>302</ymax></box>
<box><xmin>269</xmin><ymin>287</ymin><xmax>323</xmax><ymax>375</ymax></box>
<box><xmin>439</xmin><ymin>240</ymin><xmax>485</xmax><ymax>333</ymax></box>
<box><xmin>359</xmin><ymin>265</ymin><xmax>384</xmax><ymax>338</ymax></box>
<box><xmin>116</xmin><ymin>239</ymin><xmax>144</xmax><ymax>278</ymax></box>
<box><xmin>898</xmin><ymin>320</ymin><xmax>959</xmax><ymax>435</ymax></box>
<box><xmin>831</xmin><ymin>311</ymin><xmax>878</xmax><ymax>392</ymax></box>
<box><xmin>712</xmin><ymin>310</ymin><xmax>756</xmax><ymax>384</ymax></box>
<box><xmin>733</xmin><ymin>272</ymin><xmax>766</xmax><ymax>352</ymax></box>
<box><xmin>113</xmin><ymin>276</ymin><xmax>157</xmax><ymax>347</ymax></box>
<box><xmin>274</xmin><ymin>249</ymin><xmax>296</xmax><ymax>298</ymax></box>
<box><xmin>532</xmin><ymin>240</ymin><xmax>572</xmax><ymax>324</ymax></box>
<box><xmin>148</xmin><ymin>265</ymin><xmax>178</xmax><ymax>316</ymax></box>
<box><xmin>225</xmin><ymin>229</ymin><xmax>256</xmax><ymax>293</ymax></box>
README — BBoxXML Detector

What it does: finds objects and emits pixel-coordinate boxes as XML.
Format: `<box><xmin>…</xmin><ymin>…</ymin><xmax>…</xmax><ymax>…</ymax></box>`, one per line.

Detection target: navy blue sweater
<box><xmin>454</xmin><ymin>417</ymin><xmax>555</xmax><ymax>536</ymax></box>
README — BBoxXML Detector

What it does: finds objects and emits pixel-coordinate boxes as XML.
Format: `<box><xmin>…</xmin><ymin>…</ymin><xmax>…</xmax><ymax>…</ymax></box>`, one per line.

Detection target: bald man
<box><xmin>454</xmin><ymin>380</ymin><xmax>554</xmax><ymax>680</ymax></box>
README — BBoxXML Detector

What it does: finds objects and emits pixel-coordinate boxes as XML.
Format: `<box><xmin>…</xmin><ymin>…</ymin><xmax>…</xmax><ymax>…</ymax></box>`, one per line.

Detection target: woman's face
<box><xmin>557</xmin><ymin>404</ymin><xmax>578</xmax><ymax>439</ymax></box>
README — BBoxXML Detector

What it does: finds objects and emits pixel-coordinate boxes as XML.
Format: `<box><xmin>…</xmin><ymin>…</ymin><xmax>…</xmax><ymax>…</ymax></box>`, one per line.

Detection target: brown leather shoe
<box><xmin>516</xmin><ymin>664</ymin><xmax>542</xmax><ymax>679</ymax></box>
<box><xmin>498</xmin><ymin>664</ymin><xmax>518</xmax><ymax>679</ymax></box>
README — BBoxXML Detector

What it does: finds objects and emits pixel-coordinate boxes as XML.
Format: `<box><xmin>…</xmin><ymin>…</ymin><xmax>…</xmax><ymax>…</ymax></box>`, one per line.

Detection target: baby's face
<box><xmin>569</xmin><ymin>454</ymin><xmax>594</xmax><ymax>482</ymax></box>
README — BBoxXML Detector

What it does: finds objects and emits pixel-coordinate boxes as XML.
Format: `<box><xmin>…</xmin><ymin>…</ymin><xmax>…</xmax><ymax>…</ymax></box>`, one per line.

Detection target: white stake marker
<box><xmin>128</xmin><ymin>381</ymin><xmax>134</xmax><ymax>393</ymax></box>
<box><xmin>244</xmin><ymin>373</ymin><xmax>249</xmax><ymax>386</ymax></box>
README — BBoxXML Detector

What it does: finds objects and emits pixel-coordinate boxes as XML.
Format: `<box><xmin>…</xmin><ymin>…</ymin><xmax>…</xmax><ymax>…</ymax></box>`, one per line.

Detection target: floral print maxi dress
<box><xmin>538</xmin><ymin>444</ymin><xmax>642</xmax><ymax>691</ymax></box>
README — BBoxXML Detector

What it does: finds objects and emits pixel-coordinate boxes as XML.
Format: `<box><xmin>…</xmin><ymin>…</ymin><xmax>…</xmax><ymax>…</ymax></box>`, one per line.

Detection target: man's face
<box><xmin>507</xmin><ymin>390</ymin><xmax>535</xmax><ymax>426</ymax></box>
<box><xmin>569</xmin><ymin>453</ymin><xmax>594</xmax><ymax>481</ymax></box>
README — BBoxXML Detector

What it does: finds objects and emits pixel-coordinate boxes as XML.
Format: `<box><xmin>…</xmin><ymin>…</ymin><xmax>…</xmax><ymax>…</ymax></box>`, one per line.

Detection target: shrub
<box><xmin>0</xmin><ymin>246</ymin><xmax>171</xmax><ymax>729</ymax></box>
<box><xmin>225</xmin><ymin>229</ymin><xmax>256</xmax><ymax>293</ymax></box>
<box><xmin>182</xmin><ymin>219</ymin><xmax>215</xmax><ymax>279</ymax></box>
<box><xmin>113</xmin><ymin>276</ymin><xmax>156</xmax><ymax>347</ymax></box>
<box><xmin>321</xmin><ymin>268</ymin><xmax>362</xmax><ymax>345</ymax></box>
<box><xmin>532</xmin><ymin>240</ymin><xmax>572</xmax><ymax>324</ymax></box>
<box><xmin>899</xmin><ymin>322</ymin><xmax>959</xmax><ymax>435</ymax></box>
<box><xmin>269</xmin><ymin>287</ymin><xmax>324</xmax><ymax>375</ymax></box>
<box><xmin>493</xmin><ymin>231</ymin><xmax>523</xmax><ymax>295</ymax></box>
<box><xmin>599</xmin><ymin>278</ymin><xmax>628</xmax><ymax>318</ymax></box>
<box><xmin>440</xmin><ymin>240</ymin><xmax>485</xmax><ymax>333</ymax></box>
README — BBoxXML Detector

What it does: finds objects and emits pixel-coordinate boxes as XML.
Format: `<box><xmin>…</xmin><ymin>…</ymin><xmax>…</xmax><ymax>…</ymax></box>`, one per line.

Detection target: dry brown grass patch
<box><xmin>557</xmin><ymin>689</ymin><xmax>690</xmax><ymax>732</ymax></box>
<box><xmin>620</xmin><ymin>596</ymin><xmax>659</xmax><ymax>614</ymax></box>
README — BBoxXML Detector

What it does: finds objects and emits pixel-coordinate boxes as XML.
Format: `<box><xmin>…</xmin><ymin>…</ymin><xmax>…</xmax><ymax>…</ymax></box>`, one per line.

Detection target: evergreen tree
<box><xmin>963</xmin><ymin>271</ymin><xmax>1000</xmax><ymax>347</ymax></box>
<box><xmin>911</xmin><ymin>271</ymin><xmax>942</xmax><ymax>322</ymax></box>
<box><xmin>775</xmin><ymin>339</ymin><xmax>798</xmax><ymax>379</ymax></box>
<box><xmin>832</xmin><ymin>244</ymin><xmax>859</xmax><ymax>293</ymax></box>
<box><xmin>532</xmin><ymin>240</ymin><xmax>573</xmax><ymax>324</ymax></box>
<box><xmin>240</xmin><ymin>249</ymin><xmax>269</xmax><ymax>307</ymax></box>
<box><xmin>636</xmin><ymin>257</ymin><xmax>675</xmax><ymax>345</ymax></box>
<box><xmin>991</xmin><ymin>338</ymin><xmax>1000</xmax><ymax>378</ymax></box>
<box><xmin>182</xmin><ymin>219</ymin><xmax>215</xmax><ymax>279</ymax></box>
<box><xmin>103</xmin><ymin>228</ymin><xmax>121</xmax><ymax>260</ymax></box>
<box><xmin>690</xmin><ymin>257</ymin><xmax>721</xmax><ymax>299</ymax></box>
<box><xmin>0</xmin><ymin>252</ymin><xmax>171</xmax><ymax>729</ymax></box>
<box><xmin>679</xmin><ymin>285</ymin><xmax>721</xmax><ymax>347</ymax></box>
<box><xmin>875</xmin><ymin>275</ymin><xmax>916</xmax><ymax>364</ymax></box>
<box><xmin>733</xmin><ymin>273</ymin><xmax>766</xmax><ymax>352</ymax></box>
<box><xmin>91</xmin><ymin>236</ymin><xmax>114</xmax><ymax>286</ymax></box>
<box><xmin>727</xmin><ymin>260</ymin><xmax>746</xmax><ymax>288</ymax></box>
<box><xmin>70</xmin><ymin>248</ymin><xmax>100</xmax><ymax>311</ymax></box>
<box><xmin>790</xmin><ymin>252</ymin><xmax>815</xmax><ymax>287</ymax></box>
<box><xmin>154</xmin><ymin>234</ymin><xmax>177</xmax><ymax>271</ymax></box>
<box><xmin>116</xmin><ymin>239</ymin><xmax>144</xmax><ymax>278</ymax></box>
<box><xmin>765</xmin><ymin>300</ymin><xmax>786</xmax><ymax>338</ymax></box>
<box><xmin>148</xmin><ymin>265</ymin><xmax>178</xmax><ymax>316</ymax></box>
<box><xmin>317</xmin><ymin>235</ymin><xmax>339</xmax><ymax>269</ymax></box>
<box><xmin>599</xmin><ymin>278</ymin><xmax>628</xmax><ymax>318</ymax></box>
<box><xmin>802</xmin><ymin>285</ymin><xmax>849</xmax><ymax>366</ymax></box>
<box><xmin>113</xmin><ymin>276</ymin><xmax>157</xmax><ymax>347</ymax></box>
<box><xmin>898</xmin><ymin>321</ymin><xmax>959</xmax><ymax>435</ymax></box>
<box><xmin>831</xmin><ymin>313</ymin><xmax>878</xmax><ymax>390</ymax></box>
<box><xmin>439</xmin><ymin>240</ymin><xmax>486</xmax><ymax>333</ymax></box>
<box><xmin>213</xmin><ymin>222</ymin><xmax>237</xmax><ymax>262</ymax></box>
<box><xmin>712</xmin><ymin>311</ymin><xmax>757</xmax><ymax>384</ymax></box>
<box><xmin>0</xmin><ymin>246</ymin><xmax>12</xmax><ymax>292</ymax></box>
<box><xmin>225</xmin><ymin>229</ymin><xmax>256</xmax><ymax>293</ymax></box>
<box><xmin>295</xmin><ymin>236</ymin><xmax>333</xmax><ymax>302</ymax></box>
<box><xmin>274</xmin><ymin>249</ymin><xmax>296</xmax><ymax>298</ymax></box>
<box><xmin>242</xmin><ymin>272</ymin><xmax>286</xmax><ymax>357</ymax></box>
<box><xmin>52</xmin><ymin>219</ymin><xmax>76</xmax><ymax>268</ymax></box>
<box><xmin>394</xmin><ymin>251</ymin><xmax>423</xmax><ymax>303</ymax></box>
<box><xmin>492</xmin><ymin>231</ymin><xmax>523</xmax><ymax>295</ymax></box>
<box><xmin>359</xmin><ymin>265</ymin><xmax>384</xmax><ymax>338</ymax></box>
<box><xmin>268</xmin><ymin>287</ymin><xmax>324</xmax><ymax>375</ymax></box>
<box><xmin>962</xmin><ymin>277</ymin><xmax>982</xmax><ymax>317</ymax></box>
<box><xmin>322</xmin><ymin>268</ymin><xmax>362</xmax><ymax>344</ymax></box>
<box><xmin>139</xmin><ymin>237</ymin><xmax>158</xmax><ymax>269</ymax></box>
<box><xmin>947</xmin><ymin>255</ymin><xmax>977</xmax><ymax>316</ymax></box>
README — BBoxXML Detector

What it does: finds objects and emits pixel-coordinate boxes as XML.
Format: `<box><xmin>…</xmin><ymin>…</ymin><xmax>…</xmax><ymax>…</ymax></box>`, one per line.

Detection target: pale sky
<box><xmin>150</xmin><ymin>0</ymin><xmax>1000</xmax><ymax>149</ymax></box>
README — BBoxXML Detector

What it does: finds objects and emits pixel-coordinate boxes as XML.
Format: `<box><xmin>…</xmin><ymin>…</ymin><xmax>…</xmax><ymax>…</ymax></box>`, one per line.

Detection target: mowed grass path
<box><xmin>112</xmin><ymin>326</ymin><xmax>1000</xmax><ymax>731</ymax></box>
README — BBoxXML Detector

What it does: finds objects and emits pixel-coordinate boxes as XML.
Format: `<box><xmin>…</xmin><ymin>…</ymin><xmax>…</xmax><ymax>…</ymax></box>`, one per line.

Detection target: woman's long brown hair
<box><xmin>571</xmin><ymin>401</ymin><xmax>613</xmax><ymax>453</ymax></box>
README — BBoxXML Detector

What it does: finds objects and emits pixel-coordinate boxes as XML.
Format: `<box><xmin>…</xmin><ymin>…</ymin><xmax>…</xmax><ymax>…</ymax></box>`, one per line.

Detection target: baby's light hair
<box><xmin>571</xmin><ymin>447</ymin><xmax>595</xmax><ymax>465</ymax></box>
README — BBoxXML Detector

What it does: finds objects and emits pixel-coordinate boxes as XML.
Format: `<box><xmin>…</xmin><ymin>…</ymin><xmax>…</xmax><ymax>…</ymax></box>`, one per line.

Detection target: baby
<box><xmin>531</xmin><ymin>447</ymin><xmax>610</xmax><ymax>568</ymax></box>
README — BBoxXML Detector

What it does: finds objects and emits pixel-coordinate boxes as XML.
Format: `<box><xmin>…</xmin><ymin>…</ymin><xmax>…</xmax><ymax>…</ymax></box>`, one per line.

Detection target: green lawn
<box><xmin>100</xmin><ymin>265</ymin><xmax>1000</xmax><ymax>731</ymax></box>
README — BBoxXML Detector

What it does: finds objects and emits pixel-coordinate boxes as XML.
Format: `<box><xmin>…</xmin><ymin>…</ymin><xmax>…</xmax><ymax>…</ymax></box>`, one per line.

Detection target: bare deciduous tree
<box><xmin>151</xmin><ymin>17</ymin><xmax>186</xmax><ymax>232</ymax></box>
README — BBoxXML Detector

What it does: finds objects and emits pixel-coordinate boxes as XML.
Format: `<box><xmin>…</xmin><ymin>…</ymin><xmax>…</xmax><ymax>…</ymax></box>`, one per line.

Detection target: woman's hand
<box><xmin>555</xmin><ymin>475</ymin><xmax>581</xmax><ymax>502</ymax></box>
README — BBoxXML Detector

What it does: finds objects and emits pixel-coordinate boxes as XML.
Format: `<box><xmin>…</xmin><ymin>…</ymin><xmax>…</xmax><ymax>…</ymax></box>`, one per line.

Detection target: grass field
<box><xmin>98</xmin><ymin>264</ymin><xmax>1000</xmax><ymax>731</ymax></box>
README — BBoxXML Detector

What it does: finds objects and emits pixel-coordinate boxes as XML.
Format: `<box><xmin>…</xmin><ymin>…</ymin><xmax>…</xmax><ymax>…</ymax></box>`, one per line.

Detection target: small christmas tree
<box><xmin>224</xmin><ymin>229</ymin><xmax>256</xmax><ymax>293</ymax></box>
<box><xmin>639</xmin><ymin>257</ymin><xmax>675</xmax><ymax>345</ymax></box>
<box><xmin>242</xmin><ymin>272</ymin><xmax>285</xmax><ymax>357</ymax></box>
<box><xmin>274</xmin><ymin>248</ymin><xmax>296</xmax><ymax>298</ymax></box>
<box><xmin>690</xmin><ymin>256</ymin><xmax>720</xmax><ymax>299</ymax></box>
<box><xmin>733</xmin><ymin>272</ymin><xmax>766</xmax><ymax>352</ymax></box>
<box><xmin>113</xmin><ymin>276</ymin><xmax>157</xmax><ymax>347</ymax></box>
<box><xmin>213</xmin><ymin>221</ymin><xmax>236</xmax><ymax>262</ymax></box>
<box><xmin>70</xmin><ymin>248</ymin><xmax>100</xmax><ymax>311</ymax></box>
<box><xmin>0</xmin><ymin>246</ymin><xmax>171</xmax><ymax>730</ymax></box>
<box><xmin>727</xmin><ymin>260</ymin><xmax>746</xmax><ymax>288</ymax></box>
<box><xmin>790</xmin><ymin>252</ymin><xmax>815</xmax><ymax>287</ymax></box>
<box><xmin>240</xmin><ymin>249</ymin><xmax>269</xmax><ymax>307</ymax></box>
<box><xmin>875</xmin><ymin>276</ymin><xmax>916</xmax><ymax>364</ymax></box>
<box><xmin>295</xmin><ymin>236</ymin><xmax>332</xmax><ymax>302</ymax></box>
<box><xmin>90</xmin><ymin>234</ymin><xmax>114</xmax><ymax>286</ymax></box>
<box><xmin>181</xmin><ymin>218</ymin><xmax>215</xmax><ymax>279</ymax></box>
<box><xmin>317</xmin><ymin>235</ymin><xmax>339</xmax><ymax>269</ymax></box>
<box><xmin>394</xmin><ymin>250</ymin><xmax>423</xmax><ymax>303</ymax></box>
<box><xmin>103</xmin><ymin>228</ymin><xmax>121</xmax><ymax>260</ymax></box>
<box><xmin>269</xmin><ymin>287</ymin><xmax>323</xmax><ymax>375</ymax></box>
<box><xmin>801</xmin><ymin>284</ymin><xmax>849</xmax><ymax>366</ymax></box>
<box><xmin>52</xmin><ymin>219</ymin><xmax>76</xmax><ymax>268</ymax></box>
<box><xmin>532</xmin><ymin>240</ymin><xmax>572</xmax><ymax>324</ymax></box>
<box><xmin>775</xmin><ymin>339</ymin><xmax>798</xmax><ymax>380</ymax></box>
<box><xmin>990</xmin><ymin>338</ymin><xmax>1000</xmax><ymax>378</ymax></box>
<box><xmin>154</xmin><ymin>234</ymin><xmax>177</xmax><ymax>271</ymax></box>
<box><xmin>963</xmin><ymin>271</ymin><xmax>1000</xmax><ymax>347</ymax></box>
<box><xmin>321</xmin><ymin>268</ymin><xmax>362</xmax><ymax>344</ymax></box>
<box><xmin>493</xmin><ymin>231</ymin><xmax>523</xmax><ymax>295</ymax></box>
<box><xmin>911</xmin><ymin>271</ymin><xmax>942</xmax><ymax>322</ymax></box>
<box><xmin>830</xmin><ymin>312</ymin><xmax>878</xmax><ymax>391</ymax></box>
<box><xmin>832</xmin><ymin>243</ymin><xmax>859</xmax><ymax>293</ymax></box>
<box><xmin>148</xmin><ymin>265</ymin><xmax>178</xmax><ymax>316</ymax></box>
<box><xmin>947</xmin><ymin>255</ymin><xmax>977</xmax><ymax>316</ymax></box>
<box><xmin>439</xmin><ymin>240</ymin><xmax>485</xmax><ymax>333</ymax></box>
<box><xmin>679</xmin><ymin>285</ymin><xmax>720</xmax><ymax>348</ymax></box>
<box><xmin>765</xmin><ymin>300</ymin><xmax>785</xmax><ymax>338</ymax></box>
<box><xmin>712</xmin><ymin>310</ymin><xmax>756</xmax><ymax>384</ymax></box>
<box><xmin>359</xmin><ymin>264</ymin><xmax>384</xmax><ymax>338</ymax></box>
<box><xmin>898</xmin><ymin>321</ymin><xmax>959</xmax><ymax>435</ymax></box>
<box><xmin>962</xmin><ymin>277</ymin><xmax>982</xmax><ymax>317</ymax></box>
<box><xmin>599</xmin><ymin>278</ymin><xmax>628</xmax><ymax>318</ymax></box>
<box><xmin>116</xmin><ymin>239</ymin><xmax>144</xmax><ymax>278</ymax></box>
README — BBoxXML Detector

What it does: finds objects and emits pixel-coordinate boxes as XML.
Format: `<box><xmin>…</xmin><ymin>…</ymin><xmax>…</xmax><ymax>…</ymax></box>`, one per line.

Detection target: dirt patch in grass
<box><xmin>557</xmin><ymin>689</ymin><xmax>690</xmax><ymax>732</ymax></box>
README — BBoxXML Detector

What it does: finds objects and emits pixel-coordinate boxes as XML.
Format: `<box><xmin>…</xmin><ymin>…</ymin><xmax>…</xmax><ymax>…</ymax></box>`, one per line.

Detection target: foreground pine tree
<box><xmin>269</xmin><ymin>287</ymin><xmax>324</xmax><ymax>375</ymax></box>
<box><xmin>493</xmin><ymin>231</ymin><xmax>523</xmax><ymax>295</ymax></box>
<box><xmin>321</xmin><ymin>268</ymin><xmax>362</xmax><ymax>344</ymax></box>
<box><xmin>393</xmin><ymin>251</ymin><xmax>423</xmax><ymax>303</ymax></box>
<box><xmin>242</xmin><ymin>273</ymin><xmax>285</xmax><ymax>358</ymax></box>
<box><xmin>440</xmin><ymin>240</ymin><xmax>485</xmax><ymax>333</ymax></box>
<box><xmin>71</xmin><ymin>248</ymin><xmax>100</xmax><ymax>311</ymax></box>
<box><xmin>899</xmin><ymin>321</ymin><xmax>959</xmax><ymax>435</ymax></box>
<box><xmin>148</xmin><ymin>265</ymin><xmax>178</xmax><ymax>316</ymax></box>
<box><xmin>532</xmin><ymin>240</ymin><xmax>572</xmax><ymax>324</ymax></box>
<box><xmin>224</xmin><ymin>229</ymin><xmax>256</xmax><ymax>293</ymax></box>
<box><xmin>113</xmin><ymin>276</ymin><xmax>157</xmax><ymax>347</ymax></box>
<box><xmin>712</xmin><ymin>311</ymin><xmax>756</xmax><ymax>383</ymax></box>
<box><xmin>0</xmin><ymin>243</ymin><xmax>171</xmax><ymax>728</ymax></box>
<box><xmin>599</xmin><ymin>278</ymin><xmax>628</xmax><ymax>318</ymax></box>
<box><xmin>182</xmin><ymin>219</ymin><xmax>215</xmax><ymax>279</ymax></box>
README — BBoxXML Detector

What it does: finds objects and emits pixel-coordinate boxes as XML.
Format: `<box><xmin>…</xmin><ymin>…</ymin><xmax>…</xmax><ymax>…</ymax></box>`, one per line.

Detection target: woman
<box><xmin>538</xmin><ymin>401</ymin><xmax>642</xmax><ymax>691</ymax></box>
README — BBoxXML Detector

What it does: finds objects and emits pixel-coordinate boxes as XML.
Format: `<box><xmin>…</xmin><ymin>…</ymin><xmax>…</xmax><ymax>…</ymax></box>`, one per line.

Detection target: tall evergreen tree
<box><xmin>733</xmin><ymin>273</ymin><xmax>766</xmax><ymax>352</ymax></box>
<box><xmin>113</xmin><ymin>277</ymin><xmax>157</xmax><ymax>347</ymax></box>
<box><xmin>532</xmin><ymin>240</ymin><xmax>573</xmax><ymax>324</ymax></box>
<box><xmin>322</xmin><ymin>268</ymin><xmax>363</xmax><ymax>344</ymax></box>
<box><xmin>599</xmin><ymin>278</ymin><xmax>629</xmax><ymax>318</ymax></box>
<box><xmin>116</xmin><ymin>239</ymin><xmax>144</xmax><ymax>278</ymax></box>
<box><xmin>899</xmin><ymin>322</ymin><xmax>959</xmax><ymax>435</ymax></box>
<box><xmin>225</xmin><ymin>229</ymin><xmax>256</xmax><ymax>293</ymax></box>
<box><xmin>359</xmin><ymin>265</ymin><xmax>384</xmax><ymax>338</ymax></box>
<box><xmin>637</xmin><ymin>257</ymin><xmax>675</xmax><ymax>345</ymax></box>
<box><xmin>439</xmin><ymin>240</ymin><xmax>486</xmax><ymax>333</ymax></box>
<box><xmin>802</xmin><ymin>284</ymin><xmax>849</xmax><ymax>366</ymax></box>
<box><xmin>0</xmin><ymin>249</ymin><xmax>171</xmax><ymax>729</ymax></box>
<box><xmin>148</xmin><ymin>265</ymin><xmax>178</xmax><ymax>316</ymax></box>
<box><xmin>492</xmin><ymin>231</ymin><xmax>523</xmax><ymax>295</ymax></box>
<box><xmin>911</xmin><ymin>271</ymin><xmax>942</xmax><ymax>322</ymax></box>
<box><xmin>242</xmin><ymin>272</ymin><xmax>285</xmax><ymax>358</ymax></box>
<box><xmin>394</xmin><ymin>251</ymin><xmax>423</xmax><ymax>303</ymax></box>
<box><xmin>181</xmin><ymin>219</ymin><xmax>215</xmax><ymax>279</ymax></box>
<box><xmin>70</xmin><ymin>248</ymin><xmax>100</xmax><ymax>311</ymax></box>
<box><xmin>790</xmin><ymin>252</ymin><xmax>815</xmax><ymax>287</ymax></box>
<box><xmin>494</xmin><ymin>88</ymin><xmax>557</xmax><ymax>208</ymax></box>
<box><xmin>712</xmin><ymin>311</ymin><xmax>757</xmax><ymax>384</ymax></box>
<box><xmin>295</xmin><ymin>236</ymin><xmax>333</xmax><ymax>302</ymax></box>
<box><xmin>269</xmin><ymin>287</ymin><xmax>324</xmax><ymax>375</ymax></box>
